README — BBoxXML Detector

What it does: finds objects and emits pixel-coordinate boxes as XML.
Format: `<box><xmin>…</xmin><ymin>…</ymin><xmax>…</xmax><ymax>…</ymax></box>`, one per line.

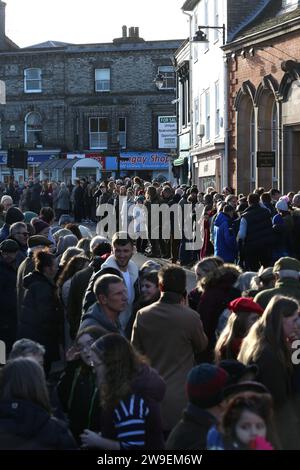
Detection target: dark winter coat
<box><xmin>166</xmin><ymin>403</ymin><xmax>217</xmax><ymax>450</ymax></box>
<box><xmin>197</xmin><ymin>266</ymin><xmax>241</xmax><ymax>362</ymax></box>
<box><xmin>0</xmin><ymin>399</ymin><xmax>77</xmax><ymax>449</ymax></box>
<box><xmin>57</xmin><ymin>361</ymin><xmax>100</xmax><ymax>443</ymax></box>
<box><xmin>16</xmin><ymin>255</ymin><xmax>34</xmax><ymax>318</ymax></box>
<box><xmin>18</xmin><ymin>271</ymin><xmax>63</xmax><ymax>363</ymax></box>
<box><xmin>242</xmin><ymin>204</ymin><xmax>273</xmax><ymax>250</ymax></box>
<box><xmin>0</xmin><ymin>257</ymin><xmax>17</xmax><ymax>352</ymax></box>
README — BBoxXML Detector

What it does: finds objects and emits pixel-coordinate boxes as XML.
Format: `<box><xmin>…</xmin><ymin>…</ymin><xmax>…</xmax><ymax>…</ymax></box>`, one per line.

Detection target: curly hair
<box><xmin>91</xmin><ymin>334</ymin><xmax>145</xmax><ymax>408</ymax></box>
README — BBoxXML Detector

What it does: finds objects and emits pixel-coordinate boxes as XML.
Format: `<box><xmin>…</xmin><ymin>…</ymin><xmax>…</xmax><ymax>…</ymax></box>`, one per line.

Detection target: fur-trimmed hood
<box><xmin>199</xmin><ymin>264</ymin><xmax>242</xmax><ymax>292</ymax></box>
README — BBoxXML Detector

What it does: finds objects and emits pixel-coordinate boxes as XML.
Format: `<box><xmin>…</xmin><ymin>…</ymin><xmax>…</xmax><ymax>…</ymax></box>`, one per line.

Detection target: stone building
<box><xmin>0</xmin><ymin>2</ymin><xmax>182</xmax><ymax>182</ymax></box>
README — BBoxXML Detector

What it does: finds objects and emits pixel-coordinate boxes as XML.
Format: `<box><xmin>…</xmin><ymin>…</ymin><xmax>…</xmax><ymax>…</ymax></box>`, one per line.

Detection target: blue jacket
<box><xmin>213</xmin><ymin>212</ymin><xmax>237</xmax><ymax>262</ymax></box>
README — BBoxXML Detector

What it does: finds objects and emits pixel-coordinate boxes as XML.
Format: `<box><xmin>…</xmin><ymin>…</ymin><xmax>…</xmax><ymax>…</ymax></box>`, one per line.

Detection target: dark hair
<box><xmin>269</xmin><ymin>188</ymin><xmax>280</xmax><ymax>197</ymax></box>
<box><xmin>223</xmin><ymin>204</ymin><xmax>235</xmax><ymax>215</ymax></box>
<box><xmin>142</xmin><ymin>270</ymin><xmax>159</xmax><ymax>287</ymax></box>
<box><xmin>91</xmin><ymin>333</ymin><xmax>144</xmax><ymax>407</ymax></box>
<box><xmin>0</xmin><ymin>358</ymin><xmax>51</xmax><ymax>412</ymax></box>
<box><xmin>65</xmin><ymin>223</ymin><xmax>82</xmax><ymax>240</ymax></box>
<box><xmin>260</xmin><ymin>192</ymin><xmax>272</xmax><ymax>204</ymax></box>
<box><xmin>92</xmin><ymin>241</ymin><xmax>112</xmax><ymax>257</ymax></box>
<box><xmin>112</xmin><ymin>232</ymin><xmax>135</xmax><ymax>247</ymax></box>
<box><xmin>248</xmin><ymin>193</ymin><xmax>260</xmax><ymax>205</ymax></box>
<box><xmin>158</xmin><ymin>265</ymin><xmax>186</xmax><ymax>295</ymax></box>
<box><xmin>33</xmin><ymin>250</ymin><xmax>56</xmax><ymax>273</ymax></box>
<box><xmin>57</xmin><ymin>255</ymin><xmax>89</xmax><ymax>288</ymax></box>
<box><xmin>39</xmin><ymin>207</ymin><xmax>55</xmax><ymax>224</ymax></box>
<box><xmin>75</xmin><ymin>325</ymin><xmax>107</xmax><ymax>344</ymax></box>
<box><xmin>222</xmin><ymin>392</ymin><xmax>278</xmax><ymax>448</ymax></box>
<box><xmin>94</xmin><ymin>274</ymin><xmax>124</xmax><ymax>298</ymax></box>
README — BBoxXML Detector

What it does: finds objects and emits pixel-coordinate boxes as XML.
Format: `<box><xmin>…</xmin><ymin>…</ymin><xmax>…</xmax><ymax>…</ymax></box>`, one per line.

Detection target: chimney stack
<box><xmin>129</xmin><ymin>27</ymin><xmax>135</xmax><ymax>38</ymax></box>
<box><xmin>134</xmin><ymin>27</ymin><xmax>139</xmax><ymax>38</ymax></box>
<box><xmin>122</xmin><ymin>25</ymin><xmax>127</xmax><ymax>38</ymax></box>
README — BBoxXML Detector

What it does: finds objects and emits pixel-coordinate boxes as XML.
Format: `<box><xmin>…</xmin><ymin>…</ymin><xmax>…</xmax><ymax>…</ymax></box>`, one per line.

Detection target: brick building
<box><xmin>0</xmin><ymin>2</ymin><xmax>182</xmax><ymax>182</ymax></box>
<box><xmin>224</xmin><ymin>0</ymin><xmax>300</xmax><ymax>194</ymax></box>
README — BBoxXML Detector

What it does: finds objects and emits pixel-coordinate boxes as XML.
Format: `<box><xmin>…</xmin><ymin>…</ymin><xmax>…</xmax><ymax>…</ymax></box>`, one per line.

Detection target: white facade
<box><xmin>183</xmin><ymin>0</ymin><xmax>228</xmax><ymax>191</ymax></box>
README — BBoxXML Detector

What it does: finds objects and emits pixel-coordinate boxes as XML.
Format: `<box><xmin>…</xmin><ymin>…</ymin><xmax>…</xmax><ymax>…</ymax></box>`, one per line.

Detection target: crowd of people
<box><xmin>0</xmin><ymin>175</ymin><xmax>300</xmax><ymax>450</ymax></box>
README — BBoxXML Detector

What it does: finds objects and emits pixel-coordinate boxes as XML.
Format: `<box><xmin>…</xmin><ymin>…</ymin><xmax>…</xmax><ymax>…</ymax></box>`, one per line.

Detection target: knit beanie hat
<box><xmin>5</xmin><ymin>207</ymin><xmax>24</xmax><ymax>225</ymax></box>
<box><xmin>219</xmin><ymin>359</ymin><xmax>258</xmax><ymax>385</ymax></box>
<box><xmin>228</xmin><ymin>297</ymin><xmax>264</xmax><ymax>315</ymax></box>
<box><xmin>30</xmin><ymin>217</ymin><xmax>49</xmax><ymax>234</ymax></box>
<box><xmin>23</xmin><ymin>211</ymin><xmax>38</xmax><ymax>224</ymax></box>
<box><xmin>186</xmin><ymin>363</ymin><xmax>229</xmax><ymax>408</ymax></box>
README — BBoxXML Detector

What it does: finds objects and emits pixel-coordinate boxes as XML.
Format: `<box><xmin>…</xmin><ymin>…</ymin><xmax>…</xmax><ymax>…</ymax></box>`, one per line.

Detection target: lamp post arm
<box><xmin>197</xmin><ymin>24</ymin><xmax>226</xmax><ymax>45</ymax></box>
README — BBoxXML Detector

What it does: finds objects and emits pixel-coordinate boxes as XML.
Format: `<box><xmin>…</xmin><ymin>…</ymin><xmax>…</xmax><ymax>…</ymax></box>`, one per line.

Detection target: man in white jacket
<box><xmin>100</xmin><ymin>232</ymin><xmax>139</xmax><ymax>336</ymax></box>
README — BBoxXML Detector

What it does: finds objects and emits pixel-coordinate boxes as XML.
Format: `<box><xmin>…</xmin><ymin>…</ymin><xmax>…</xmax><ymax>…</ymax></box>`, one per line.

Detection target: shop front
<box><xmin>105</xmin><ymin>151</ymin><xmax>169</xmax><ymax>181</ymax></box>
<box><xmin>0</xmin><ymin>150</ymin><xmax>60</xmax><ymax>183</ymax></box>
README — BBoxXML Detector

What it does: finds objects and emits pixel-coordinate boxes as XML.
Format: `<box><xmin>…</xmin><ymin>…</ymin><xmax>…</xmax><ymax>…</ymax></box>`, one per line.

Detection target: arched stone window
<box><xmin>234</xmin><ymin>81</ymin><xmax>256</xmax><ymax>193</ymax></box>
<box><xmin>25</xmin><ymin>112</ymin><xmax>43</xmax><ymax>146</ymax></box>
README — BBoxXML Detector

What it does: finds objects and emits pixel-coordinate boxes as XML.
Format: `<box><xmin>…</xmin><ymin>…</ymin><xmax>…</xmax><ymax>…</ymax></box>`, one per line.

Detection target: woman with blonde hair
<box><xmin>215</xmin><ymin>297</ymin><xmax>263</xmax><ymax>362</ymax></box>
<box><xmin>238</xmin><ymin>295</ymin><xmax>300</xmax><ymax>449</ymax></box>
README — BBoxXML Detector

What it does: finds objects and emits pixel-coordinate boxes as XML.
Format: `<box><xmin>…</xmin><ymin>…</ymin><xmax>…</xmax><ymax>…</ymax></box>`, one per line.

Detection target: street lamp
<box><xmin>154</xmin><ymin>72</ymin><xmax>165</xmax><ymax>90</ymax></box>
<box><xmin>192</xmin><ymin>24</ymin><xmax>226</xmax><ymax>46</ymax></box>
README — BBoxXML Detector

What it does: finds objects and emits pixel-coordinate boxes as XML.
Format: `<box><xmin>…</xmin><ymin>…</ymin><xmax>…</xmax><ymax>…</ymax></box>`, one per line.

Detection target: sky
<box><xmin>4</xmin><ymin>0</ymin><xmax>189</xmax><ymax>47</ymax></box>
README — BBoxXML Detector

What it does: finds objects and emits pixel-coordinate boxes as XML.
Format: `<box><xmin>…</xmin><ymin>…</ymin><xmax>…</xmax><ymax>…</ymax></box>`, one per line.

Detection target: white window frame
<box><xmin>24</xmin><ymin>112</ymin><xmax>43</xmax><ymax>145</ymax></box>
<box><xmin>158</xmin><ymin>66</ymin><xmax>175</xmax><ymax>90</ymax></box>
<box><xmin>118</xmin><ymin>117</ymin><xmax>127</xmax><ymax>149</ymax></box>
<box><xmin>205</xmin><ymin>90</ymin><xmax>210</xmax><ymax>142</ymax></box>
<box><xmin>204</xmin><ymin>0</ymin><xmax>209</xmax><ymax>51</ymax></box>
<box><xmin>215</xmin><ymin>81</ymin><xmax>220</xmax><ymax>137</ymax></box>
<box><xmin>24</xmin><ymin>68</ymin><xmax>42</xmax><ymax>93</ymax></box>
<box><xmin>95</xmin><ymin>68</ymin><xmax>110</xmax><ymax>92</ymax></box>
<box><xmin>214</xmin><ymin>0</ymin><xmax>219</xmax><ymax>42</ymax></box>
<box><xmin>89</xmin><ymin>117</ymin><xmax>108</xmax><ymax>149</ymax></box>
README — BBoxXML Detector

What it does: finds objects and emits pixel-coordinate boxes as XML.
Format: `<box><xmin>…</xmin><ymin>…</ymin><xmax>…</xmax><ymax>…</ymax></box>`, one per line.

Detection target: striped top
<box><xmin>113</xmin><ymin>394</ymin><xmax>150</xmax><ymax>450</ymax></box>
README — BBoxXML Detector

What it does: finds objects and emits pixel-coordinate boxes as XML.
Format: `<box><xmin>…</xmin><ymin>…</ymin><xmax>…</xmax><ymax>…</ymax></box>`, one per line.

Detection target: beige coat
<box><xmin>131</xmin><ymin>293</ymin><xmax>208</xmax><ymax>431</ymax></box>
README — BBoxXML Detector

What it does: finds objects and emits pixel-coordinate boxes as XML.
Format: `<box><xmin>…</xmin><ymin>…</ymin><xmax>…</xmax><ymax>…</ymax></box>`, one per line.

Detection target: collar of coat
<box><xmin>160</xmin><ymin>291</ymin><xmax>184</xmax><ymax>304</ymax></box>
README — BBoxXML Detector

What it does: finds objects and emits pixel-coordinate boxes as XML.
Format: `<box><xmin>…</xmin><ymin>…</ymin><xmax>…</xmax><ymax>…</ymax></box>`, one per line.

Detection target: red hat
<box><xmin>228</xmin><ymin>297</ymin><xmax>264</xmax><ymax>315</ymax></box>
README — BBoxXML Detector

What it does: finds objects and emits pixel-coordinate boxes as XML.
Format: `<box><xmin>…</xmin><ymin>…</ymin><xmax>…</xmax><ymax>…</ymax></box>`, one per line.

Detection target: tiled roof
<box><xmin>234</xmin><ymin>0</ymin><xmax>300</xmax><ymax>39</ymax></box>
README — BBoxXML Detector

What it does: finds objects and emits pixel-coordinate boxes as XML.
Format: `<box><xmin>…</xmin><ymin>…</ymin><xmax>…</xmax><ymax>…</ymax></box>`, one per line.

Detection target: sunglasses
<box><xmin>15</xmin><ymin>232</ymin><xmax>29</xmax><ymax>236</ymax></box>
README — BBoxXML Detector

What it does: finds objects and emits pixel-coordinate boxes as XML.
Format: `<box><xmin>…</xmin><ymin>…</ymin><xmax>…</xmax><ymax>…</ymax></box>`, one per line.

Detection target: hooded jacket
<box><xmin>96</xmin><ymin>255</ymin><xmax>139</xmax><ymax>336</ymax></box>
<box><xmin>213</xmin><ymin>212</ymin><xmax>237</xmax><ymax>262</ymax></box>
<box><xmin>0</xmin><ymin>399</ymin><xmax>77</xmax><ymax>449</ymax></box>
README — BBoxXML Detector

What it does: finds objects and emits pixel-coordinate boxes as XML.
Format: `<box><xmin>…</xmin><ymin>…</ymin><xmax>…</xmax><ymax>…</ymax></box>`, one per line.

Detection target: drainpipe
<box><xmin>182</xmin><ymin>9</ymin><xmax>193</xmax><ymax>185</ymax></box>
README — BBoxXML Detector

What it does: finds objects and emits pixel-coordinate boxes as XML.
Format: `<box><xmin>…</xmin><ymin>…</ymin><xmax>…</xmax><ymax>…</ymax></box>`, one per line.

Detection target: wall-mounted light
<box><xmin>240</xmin><ymin>49</ymin><xmax>246</xmax><ymax>59</ymax></box>
<box><xmin>231</xmin><ymin>52</ymin><xmax>236</xmax><ymax>60</ymax></box>
<box><xmin>249</xmin><ymin>47</ymin><xmax>255</xmax><ymax>57</ymax></box>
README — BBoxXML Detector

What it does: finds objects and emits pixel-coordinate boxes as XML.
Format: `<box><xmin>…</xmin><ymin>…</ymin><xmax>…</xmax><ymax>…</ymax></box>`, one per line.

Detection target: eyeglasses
<box><xmin>14</xmin><ymin>232</ymin><xmax>29</xmax><ymax>236</ymax></box>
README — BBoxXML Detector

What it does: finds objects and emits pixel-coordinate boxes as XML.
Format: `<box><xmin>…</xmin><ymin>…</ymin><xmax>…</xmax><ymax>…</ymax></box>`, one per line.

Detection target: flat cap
<box><xmin>0</xmin><ymin>239</ymin><xmax>19</xmax><ymax>253</ymax></box>
<box><xmin>27</xmin><ymin>235</ymin><xmax>52</xmax><ymax>248</ymax></box>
